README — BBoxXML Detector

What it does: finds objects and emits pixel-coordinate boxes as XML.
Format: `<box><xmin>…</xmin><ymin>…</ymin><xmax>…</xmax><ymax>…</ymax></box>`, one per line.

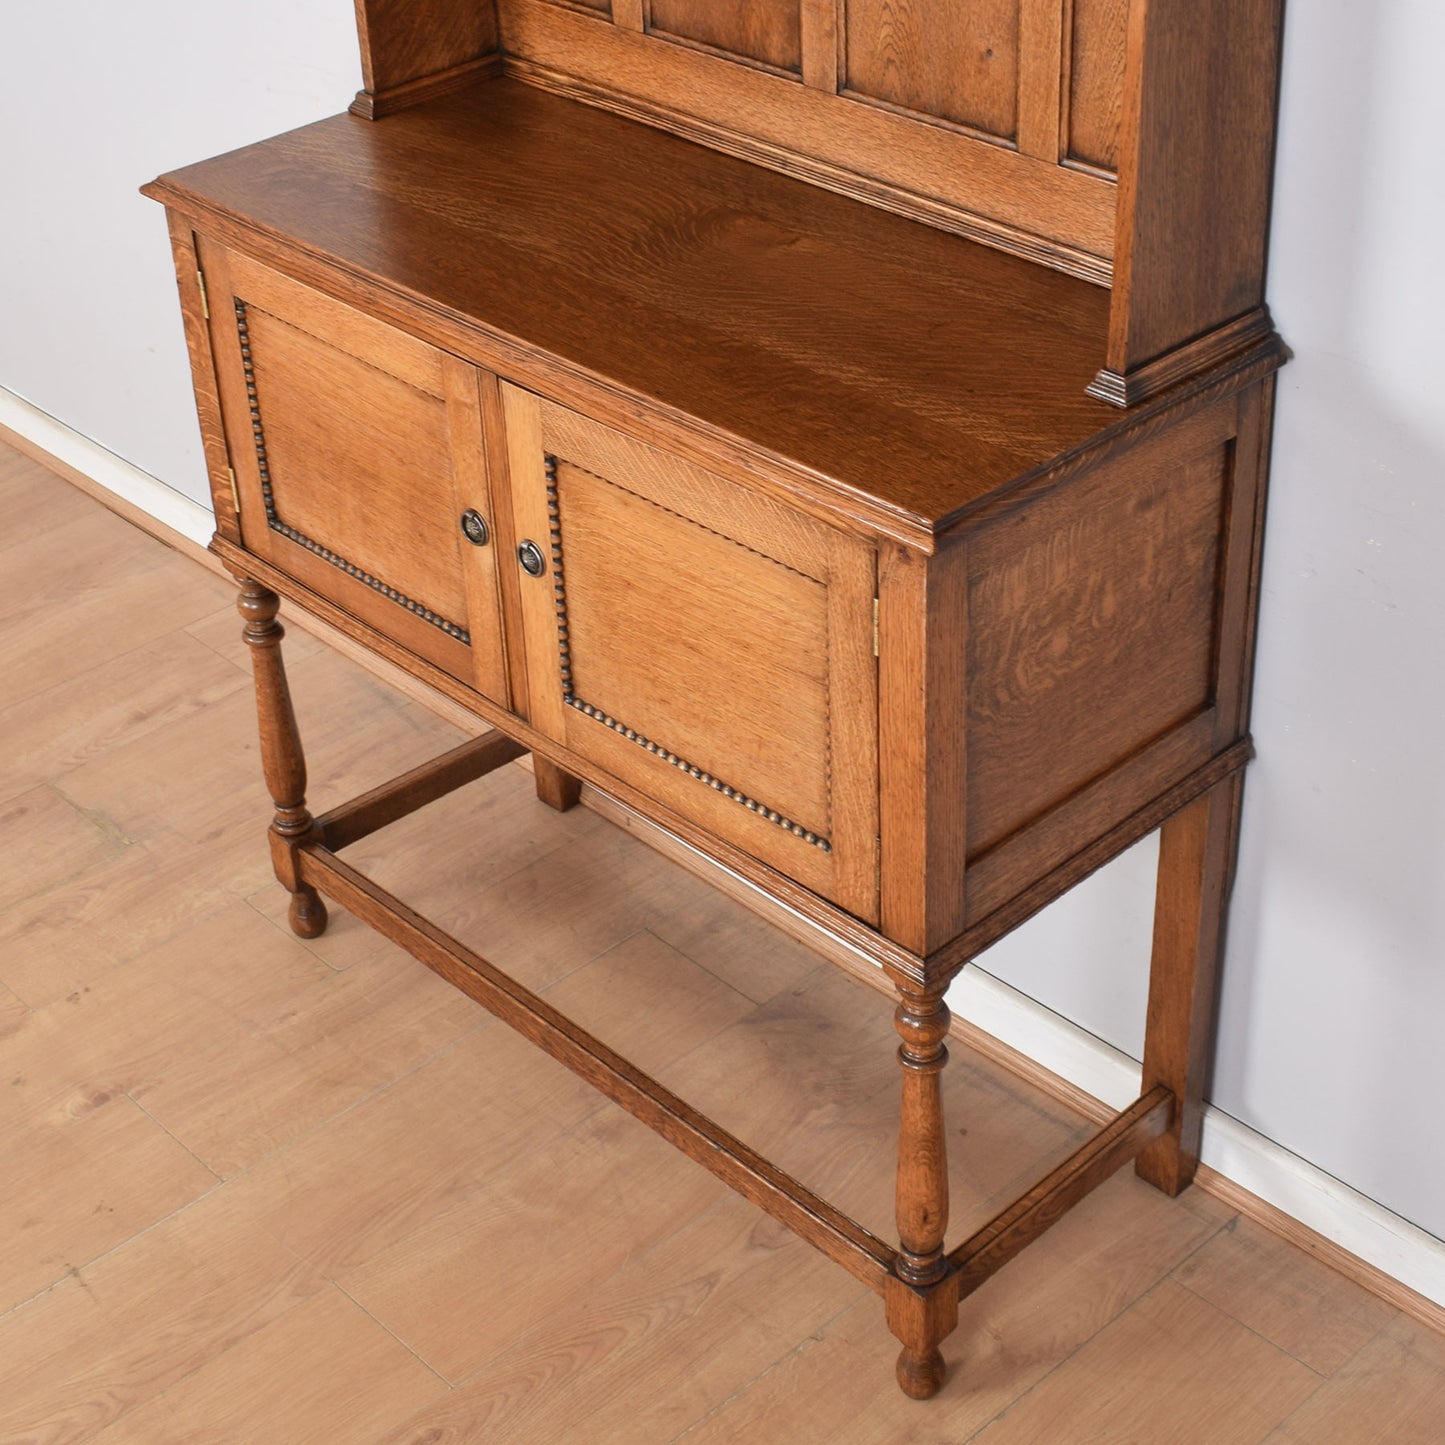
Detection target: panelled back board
<box><xmin>496</xmin><ymin>0</ymin><xmax>1123</xmax><ymax>278</ymax></box>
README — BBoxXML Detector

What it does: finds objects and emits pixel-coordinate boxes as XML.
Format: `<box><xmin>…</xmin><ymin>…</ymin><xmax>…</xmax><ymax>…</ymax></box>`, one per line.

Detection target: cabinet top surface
<box><xmin>151</xmin><ymin>78</ymin><xmax>1121</xmax><ymax>533</ymax></box>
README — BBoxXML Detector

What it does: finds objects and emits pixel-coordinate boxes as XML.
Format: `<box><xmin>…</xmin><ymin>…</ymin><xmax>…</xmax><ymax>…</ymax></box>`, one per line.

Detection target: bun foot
<box><xmin>896</xmin><ymin>1346</ymin><xmax>946</xmax><ymax>1400</ymax></box>
<box><xmin>288</xmin><ymin>886</ymin><xmax>328</xmax><ymax>939</ymax></box>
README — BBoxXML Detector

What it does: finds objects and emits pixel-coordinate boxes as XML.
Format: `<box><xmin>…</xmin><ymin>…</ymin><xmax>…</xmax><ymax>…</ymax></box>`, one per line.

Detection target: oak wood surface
<box><xmin>1067</xmin><ymin>0</ymin><xmax>1127</xmax><ymax>170</ymax></box>
<box><xmin>845</xmin><ymin>0</ymin><xmax>1020</xmax><ymax>140</ymax></box>
<box><xmin>503</xmin><ymin>385</ymin><xmax>881</xmax><ymax>921</ymax></box>
<box><xmin>964</xmin><ymin>399</ymin><xmax>1233</xmax><ymax>858</ymax></box>
<box><xmin>354</xmin><ymin>0</ymin><xmax>500</xmax><ymax>96</ymax></box>
<box><xmin>1103</xmin><ymin>0</ymin><xmax>1286</xmax><ymax>391</ymax></box>
<box><xmin>203</xmin><ymin>244</ymin><xmax>492</xmax><ymax>686</ymax></box>
<box><xmin>148</xmin><ymin>77</ymin><xmax>1119</xmax><ymax>537</ymax></box>
<box><xmin>1137</xmin><ymin>772</ymin><xmax>1245</xmax><ymax>1194</ymax></box>
<box><xmin>876</xmin><ymin>538</ymin><xmax>970</xmax><ymax>956</ymax></box>
<box><xmin>497</xmin><ymin>0</ymin><xmax>1118</xmax><ymax>274</ymax></box>
<box><xmin>649</xmin><ymin>0</ymin><xmax>803</xmax><ymax>73</ymax></box>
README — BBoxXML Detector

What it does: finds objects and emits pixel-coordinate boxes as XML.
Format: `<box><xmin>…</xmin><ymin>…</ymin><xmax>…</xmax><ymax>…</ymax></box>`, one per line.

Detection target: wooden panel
<box><xmin>845</xmin><ymin>0</ymin><xmax>1020</xmax><ymax>140</ymax></box>
<box><xmin>503</xmin><ymin>385</ymin><xmax>879</xmax><ymax>921</ymax></box>
<box><xmin>164</xmin><ymin>217</ymin><xmax>239</xmax><ymax>543</ymax></box>
<box><xmin>1067</xmin><ymin>0</ymin><xmax>1127</xmax><ymax>171</ymax></box>
<box><xmin>877</xmin><ymin>540</ymin><xmax>970</xmax><ymax>956</ymax></box>
<box><xmin>1017</xmin><ymin>0</ymin><xmax>1066</xmax><ymax>162</ymax></box>
<box><xmin>205</xmin><ymin>247</ymin><xmax>499</xmax><ymax>690</ymax></box>
<box><xmin>235</xmin><ymin>309</ymin><xmax>464</xmax><ymax>622</ymax></box>
<box><xmin>496</xmin><ymin>4</ymin><xmax>1116</xmax><ymax>275</ymax></box>
<box><xmin>1104</xmin><ymin>0</ymin><xmax>1285</xmax><ymax>382</ymax></box>
<box><xmin>964</xmin><ymin>404</ymin><xmax>1233</xmax><ymax>858</ymax></box>
<box><xmin>800</xmin><ymin>0</ymin><xmax>841</xmax><ymax>91</ymax></box>
<box><xmin>650</xmin><ymin>0</ymin><xmax>803</xmax><ymax>74</ymax></box>
<box><xmin>557</xmin><ymin>462</ymin><xmax>831</xmax><ymax>835</ymax></box>
<box><xmin>354</xmin><ymin>0</ymin><xmax>500</xmax><ymax>93</ymax></box>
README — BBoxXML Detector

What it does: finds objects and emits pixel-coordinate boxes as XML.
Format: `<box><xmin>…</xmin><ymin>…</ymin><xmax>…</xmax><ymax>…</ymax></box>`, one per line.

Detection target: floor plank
<box><xmin>1174</xmin><ymin>1213</ymin><xmax>1398</xmax><ymax>1376</ymax></box>
<box><xmin>86</xmin><ymin>1286</ymin><xmax>447</xmax><ymax>1445</ymax></box>
<box><xmin>1268</xmin><ymin>1315</ymin><xmax>1445</xmax><ymax>1443</ymax></box>
<box><xmin>969</xmin><ymin>1281</ymin><xmax>1322</xmax><ymax>1443</ymax></box>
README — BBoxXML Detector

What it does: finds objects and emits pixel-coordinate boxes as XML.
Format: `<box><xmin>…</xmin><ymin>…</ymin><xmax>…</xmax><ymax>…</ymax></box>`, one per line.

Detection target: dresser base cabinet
<box><xmin>146</xmin><ymin>6</ymin><xmax>1285</xmax><ymax>1399</ymax></box>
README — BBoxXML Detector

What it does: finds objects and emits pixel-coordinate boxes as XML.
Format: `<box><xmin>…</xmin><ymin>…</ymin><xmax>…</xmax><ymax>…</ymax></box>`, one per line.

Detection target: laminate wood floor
<box><xmin>1</xmin><ymin>439</ymin><xmax>1439</xmax><ymax>1443</ymax></box>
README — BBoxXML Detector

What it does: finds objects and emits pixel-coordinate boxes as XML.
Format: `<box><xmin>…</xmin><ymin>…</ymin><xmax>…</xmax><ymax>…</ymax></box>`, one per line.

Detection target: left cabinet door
<box><xmin>205</xmin><ymin>245</ymin><xmax>509</xmax><ymax>702</ymax></box>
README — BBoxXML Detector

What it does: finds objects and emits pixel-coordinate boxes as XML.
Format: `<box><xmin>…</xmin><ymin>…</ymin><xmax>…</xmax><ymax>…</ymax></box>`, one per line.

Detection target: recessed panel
<box><xmin>241</xmin><ymin>306</ymin><xmax>470</xmax><ymax>629</ymax></box>
<box><xmin>1068</xmin><ymin>0</ymin><xmax>1127</xmax><ymax>171</ymax></box>
<box><xmin>966</xmin><ymin>420</ymin><xmax>1231</xmax><ymax>856</ymax></box>
<box><xmin>649</xmin><ymin>0</ymin><xmax>802</xmax><ymax>74</ymax></box>
<box><xmin>845</xmin><ymin>0</ymin><xmax>1020</xmax><ymax>140</ymax></box>
<box><xmin>557</xmin><ymin>459</ymin><xmax>832</xmax><ymax>836</ymax></box>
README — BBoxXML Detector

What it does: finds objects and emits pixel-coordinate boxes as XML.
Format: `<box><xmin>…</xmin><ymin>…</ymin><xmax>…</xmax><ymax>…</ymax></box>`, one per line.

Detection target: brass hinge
<box><xmin>227</xmin><ymin>465</ymin><xmax>240</xmax><ymax>514</ymax></box>
<box><xmin>873</xmin><ymin>597</ymin><xmax>880</xmax><ymax>658</ymax></box>
<box><xmin>196</xmin><ymin>268</ymin><xmax>211</xmax><ymax>320</ymax></box>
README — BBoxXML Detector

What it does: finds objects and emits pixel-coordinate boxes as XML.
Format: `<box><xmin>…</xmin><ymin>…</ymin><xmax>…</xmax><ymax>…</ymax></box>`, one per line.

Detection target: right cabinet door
<box><xmin>502</xmin><ymin>386</ymin><xmax>879</xmax><ymax>922</ymax></box>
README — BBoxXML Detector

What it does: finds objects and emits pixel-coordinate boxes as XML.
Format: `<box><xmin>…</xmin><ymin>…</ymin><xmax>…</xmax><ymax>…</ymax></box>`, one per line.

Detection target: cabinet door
<box><xmin>503</xmin><ymin>386</ymin><xmax>879</xmax><ymax>921</ymax></box>
<box><xmin>207</xmin><ymin>247</ymin><xmax>508</xmax><ymax>702</ymax></box>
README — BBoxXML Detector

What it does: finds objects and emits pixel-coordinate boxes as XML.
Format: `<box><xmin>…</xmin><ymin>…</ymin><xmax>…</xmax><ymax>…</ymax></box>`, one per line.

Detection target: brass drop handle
<box><xmin>459</xmin><ymin>509</ymin><xmax>490</xmax><ymax>546</ymax></box>
<box><xmin>517</xmin><ymin>540</ymin><xmax>547</xmax><ymax>577</ymax></box>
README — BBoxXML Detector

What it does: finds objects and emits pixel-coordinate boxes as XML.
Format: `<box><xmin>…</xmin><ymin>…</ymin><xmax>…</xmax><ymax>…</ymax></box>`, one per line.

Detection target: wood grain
<box><xmin>354</xmin><ymin>0</ymin><xmax>500</xmax><ymax>95</ymax></box>
<box><xmin>1174</xmin><ymin>1216</ymin><xmax>1396</xmax><ymax>1377</ymax></box>
<box><xmin>649</xmin><ymin>0</ymin><xmax>802</xmax><ymax>73</ymax></box>
<box><xmin>1104</xmin><ymin>0</ymin><xmax>1286</xmax><ymax>386</ymax></box>
<box><xmin>846</xmin><ymin>0</ymin><xmax>1020</xmax><ymax>140</ymax></box>
<box><xmin>504</xmin><ymin>385</ymin><xmax>881</xmax><ymax>921</ymax></box>
<box><xmin>964</xmin><ymin>403</ymin><xmax>1233</xmax><ymax>858</ymax></box>
<box><xmin>968</xmin><ymin>1282</ymin><xmax>1320</xmax><ymax>1442</ymax></box>
<box><xmin>1067</xmin><ymin>0</ymin><xmax>1128</xmax><ymax>170</ymax></box>
<box><xmin>499</xmin><ymin>3</ymin><xmax>1115</xmax><ymax>272</ymax></box>
<box><xmin>877</xmin><ymin>538</ymin><xmax>970</xmax><ymax>956</ymax></box>
<box><xmin>145</xmin><ymin>78</ymin><xmax>1121</xmax><ymax>541</ymax></box>
<box><xmin>1137</xmin><ymin>773</ymin><xmax>1245</xmax><ymax>1195</ymax></box>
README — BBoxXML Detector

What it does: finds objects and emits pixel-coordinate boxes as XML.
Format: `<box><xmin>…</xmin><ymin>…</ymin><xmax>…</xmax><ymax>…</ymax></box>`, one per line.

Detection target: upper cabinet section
<box><xmin>293</xmin><ymin>0</ymin><xmax>1288</xmax><ymax>413</ymax></box>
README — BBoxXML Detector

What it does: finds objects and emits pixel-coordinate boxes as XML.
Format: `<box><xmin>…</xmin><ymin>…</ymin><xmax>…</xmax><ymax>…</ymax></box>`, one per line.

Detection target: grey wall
<box><xmin>982</xmin><ymin>0</ymin><xmax>1445</xmax><ymax>1240</ymax></box>
<box><xmin>4</xmin><ymin>5</ymin><xmax>1441</xmax><ymax>1238</ymax></box>
<box><xmin>0</xmin><ymin>2</ymin><xmax>359</xmax><ymax>506</ymax></box>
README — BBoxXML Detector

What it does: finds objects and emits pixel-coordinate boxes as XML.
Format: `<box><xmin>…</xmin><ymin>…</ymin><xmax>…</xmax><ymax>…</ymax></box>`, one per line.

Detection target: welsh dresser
<box><xmin>144</xmin><ymin>0</ymin><xmax>1288</xmax><ymax>1398</ymax></box>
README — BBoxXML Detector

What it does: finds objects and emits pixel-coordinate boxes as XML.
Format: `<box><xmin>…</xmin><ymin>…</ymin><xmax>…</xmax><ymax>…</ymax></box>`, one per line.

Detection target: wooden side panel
<box><xmin>503</xmin><ymin>384</ymin><xmax>879</xmax><ymax>921</ymax></box>
<box><xmin>845</xmin><ymin>0</ymin><xmax>1020</xmax><ymax>140</ymax></box>
<box><xmin>354</xmin><ymin>0</ymin><xmax>500</xmax><ymax>93</ymax></box>
<box><xmin>165</xmin><ymin>215</ymin><xmax>239</xmax><ymax>543</ymax></box>
<box><xmin>650</xmin><ymin>0</ymin><xmax>803</xmax><ymax>74</ymax></box>
<box><xmin>1067</xmin><ymin>0</ymin><xmax>1127</xmax><ymax>171</ymax></box>
<box><xmin>964</xmin><ymin>402</ymin><xmax>1236</xmax><ymax>861</ymax></box>
<box><xmin>878</xmin><ymin>540</ymin><xmax>970</xmax><ymax>957</ymax></box>
<box><xmin>1105</xmin><ymin>0</ymin><xmax>1285</xmax><ymax>378</ymax></box>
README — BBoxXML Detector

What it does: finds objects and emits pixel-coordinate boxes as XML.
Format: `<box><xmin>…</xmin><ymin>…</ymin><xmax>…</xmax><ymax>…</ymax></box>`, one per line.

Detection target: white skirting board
<box><xmin>0</xmin><ymin>387</ymin><xmax>214</xmax><ymax>550</ymax></box>
<box><xmin>949</xmin><ymin>963</ymin><xmax>1445</xmax><ymax>1314</ymax></box>
<box><xmin>5</xmin><ymin>382</ymin><xmax>1443</xmax><ymax>1320</ymax></box>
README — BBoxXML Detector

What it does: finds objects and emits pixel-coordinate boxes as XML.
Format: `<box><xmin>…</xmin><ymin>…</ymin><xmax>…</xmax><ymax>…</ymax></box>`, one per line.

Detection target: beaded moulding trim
<box><xmin>543</xmin><ymin>454</ymin><xmax>831</xmax><ymax>854</ymax></box>
<box><xmin>233</xmin><ymin>299</ymin><xmax>471</xmax><ymax>646</ymax></box>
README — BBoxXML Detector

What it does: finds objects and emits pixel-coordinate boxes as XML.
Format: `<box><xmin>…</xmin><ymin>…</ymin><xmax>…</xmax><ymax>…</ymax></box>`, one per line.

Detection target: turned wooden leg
<box><xmin>1136</xmin><ymin>771</ymin><xmax>1246</xmax><ymax>1195</ymax></box>
<box><xmin>238</xmin><ymin>580</ymin><xmax>327</xmax><ymax>939</ymax></box>
<box><xmin>532</xmin><ymin>756</ymin><xmax>583</xmax><ymax>812</ymax></box>
<box><xmin>888</xmin><ymin>987</ymin><xmax>954</xmax><ymax>1398</ymax></box>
